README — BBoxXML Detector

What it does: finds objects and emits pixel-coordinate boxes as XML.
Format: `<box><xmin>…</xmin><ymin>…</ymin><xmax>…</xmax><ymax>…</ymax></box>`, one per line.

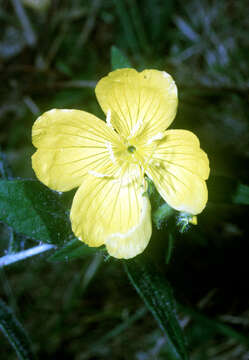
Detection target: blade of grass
<box><xmin>76</xmin><ymin>0</ymin><xmax>102</xmax><ymax>48</ymax></box>
<box><xmin>113</xmin><ymin>0</ymin><xmax>139</xmax><ymax>55</ymax></box>
<box><xmin>0</xmin><ymin>299</ymin><xmax>36</xmax><ymax>360</ymax></box>
<box><xmin>11</xmin><ymin>0</ymin><xmax>36</xmax><ymax>46</ymax></box>
<box><xmin>126</xmin><ymin>0</ymin><xmax>150</xmax><ymax>53</ymax></box>
<box><xmin>94</xmin><ymin>306</ymin><xmax>147</xmax><ymax>346</ymax></box>
<box><xmin>124</xmin><ymin>258</ymin><xmax>189</xmax><ymax>360</ymax></box>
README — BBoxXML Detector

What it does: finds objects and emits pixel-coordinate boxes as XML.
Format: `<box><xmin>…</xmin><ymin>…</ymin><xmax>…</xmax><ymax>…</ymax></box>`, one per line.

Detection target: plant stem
<box><xmin>0</xmin><ymin>244</ymin><xmax>56</xmax><ymax>268</ymax></box>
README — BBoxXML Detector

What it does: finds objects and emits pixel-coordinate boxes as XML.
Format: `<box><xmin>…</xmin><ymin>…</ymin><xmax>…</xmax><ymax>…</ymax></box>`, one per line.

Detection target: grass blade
<box><xmin>0</xmin><ymin>299</ymin><xmax>36</xmax><ymax>360</ymax></box>
<box><xmin>124</xmin><ymin>258</ymin><xmax>189</xmax><ymax>360</ymax></box>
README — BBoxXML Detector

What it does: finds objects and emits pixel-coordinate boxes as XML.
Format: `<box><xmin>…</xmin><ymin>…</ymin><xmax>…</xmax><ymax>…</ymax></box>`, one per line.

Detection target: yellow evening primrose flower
<box><xmin>32</xmin><ymin>69</ymin><xmax>209</xmax><ymax>259</ymax></box>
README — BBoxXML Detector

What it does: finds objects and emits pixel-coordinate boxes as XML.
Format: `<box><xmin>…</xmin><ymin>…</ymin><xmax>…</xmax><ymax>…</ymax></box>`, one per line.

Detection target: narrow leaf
<box><xmin>48</xmin><ymin>238</ymin><xmax>97</xmax><ymax>262</ymax></box>
<box><xmin>0</xmin><ymin>179</ymin><xmax>73</xmax><ymax>245</ymax></box>
<box><xmin>126</xmin><ymin>0</ymin><xmax>149</xmax><ymax>51</ymax></box>
<box><xmin>93</xmin><ymin>307</ymin><xmax>147</xmax><ymax>347</ymax></box>
<box><xmin>0</xmin><ymin>299</ymin><xmax>36</xmax><ymax>360</ymax></box>
<box><xmin>111</xmin><ymin>46</ymin><xmax>132</xmax><ymax>70</ymax></box>
<box><xmin>175</xmin><ymin>17</ymin><xmax>200</xmax><ymax>42</ymax></box>
<box><xmin>113</xmin><ymin>0</ymin><xmax>139</xmax><ymax>54</ymax></box>
<box><xmin>124</xmin><ymin>258</ymin><xmax>189</xmax><ymax>360</ymax></box>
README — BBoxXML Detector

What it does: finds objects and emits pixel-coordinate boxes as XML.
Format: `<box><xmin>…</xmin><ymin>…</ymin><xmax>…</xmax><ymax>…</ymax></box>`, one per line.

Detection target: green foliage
<box><xmin>180</xmin><ymin>304</ymin><xmax>249</xmax><ymax>348</ymax></box>
<box><xmin>153</xmin><ymin>203</ymin><xmax>175</xmax><ymax>230</ymax></box>
<box><xmin>145</xmin><ymin>177</ymin><xmax>175</xmax><ymax>230</ymax></box>
<box><xmin>124</xmin><ymin>258</ymin><xmax>189</xmax><ymax>360</ymax></box>
<box><xmin>111</xmin><ymin>46</ymin><xmax>132</xmax><ymax>70</ymax></box>
<box><xmin>0</xmin><ymin>299</ymin><xmax>36</xmax><ymax>360</ymax></box>
<box><xmin>0</xmin><ymin>179</ymin><xmax>73</xmax><ymax>245</ymax></box>
<box><xmin>113</xmin><ymin>0</ymin><xmax>140</xmax><ymax>55</ymax></box>
<box><xmin>92</xmin><ymin>306</ymin><xmax>147</xmax><ymax>348</ymax></box>
<box><xmin>48</xmin><ymin>238</ymin><xmax>97</xmax><ymax>262</ymax></box>
<box><xmin>169</xmin><ymin>0</ymin><xmax>249</xmax><ymax>88</ymax></box>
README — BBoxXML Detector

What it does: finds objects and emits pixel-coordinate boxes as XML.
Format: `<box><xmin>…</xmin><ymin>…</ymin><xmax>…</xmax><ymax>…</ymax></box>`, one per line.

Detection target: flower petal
<box><xmin>32</xmin><ymin>109</ymin><xmax>120</xmax><ymax>191</ymax></box>
<box><xmin>146</xmin><ymin>130</ymin><xmax>209</xmax><ymax>215</ymax></box>
<box><xmin>95</xmin><ymin>69</ymin><xmax>178</xmax><ymax>140</ymax></box>
<box><xmin>70</xmin><ymin>167</ymin><xmax>152</xmax><ymax>259</ymax></box>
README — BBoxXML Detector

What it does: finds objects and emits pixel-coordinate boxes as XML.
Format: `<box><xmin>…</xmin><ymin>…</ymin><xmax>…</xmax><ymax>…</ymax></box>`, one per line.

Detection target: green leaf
<box><xmin>153</xmin><ymin>203</ymin><xmax>175</xmax><ymax>229</ymax></box>
<box><xmin>48</xmin><ymin>238</ymin><xmax>97</xmax><ymax>262</ymax></box>
<box><xmin>0</xmin><ymin>299</ymin><xmax>36</xmax><ymax>360</ymax></box>
<box><xmin>0</xmin><ymin>179</ymin><xmax>73</xmax><ymax>245</ymax></box>
<box><xmin>111</xmin><ymin>46</ymin><xmax>132</xmax><ymax>70</ymax></box>
<box><xmin>124</xmin><ymin>258</ymin><xmax>189</xmax><ymax>360</ymax></box>
<box><xmin>146</xmin><ymin>176</ymin><xmax>175</xmax><ymax>230</ymax></box>
<box><xmin>0</xmin><ymin>151</ymin><xmax>24</xmax><ymax>254</ymax></box>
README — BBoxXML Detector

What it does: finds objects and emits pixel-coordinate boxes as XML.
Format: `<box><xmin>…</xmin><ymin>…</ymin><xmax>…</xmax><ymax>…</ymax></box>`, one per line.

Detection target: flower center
<box><xmin>127</xmin><ymin>145</ymin><xmax>136</xmax><ymax>153</ymax></box>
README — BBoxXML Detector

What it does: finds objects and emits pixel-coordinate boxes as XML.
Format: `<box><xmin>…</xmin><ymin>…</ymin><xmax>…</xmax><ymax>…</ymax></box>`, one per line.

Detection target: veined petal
<box><xmin>105</xmin><ymin>195</ymin><xmax>151</xmax><ymax>259</ymax></box>
<box><xmin>70</xmin><ymin>166</ymin><xmax>152</xmax><ymax>259</ymax></box>
<box><xmin>146</xmin><ymin>130</ymin><xmax>210</xmax><ymax>215</ymax></box>
<box><xmin>95</xmin><ymin>69</ymin><xmax>178</xmax><ymax>140</ymax></box>
<box><xmin>32</xmin><ymin>109</ymin><xmax>120</xmax><ymax>191</ymax></box>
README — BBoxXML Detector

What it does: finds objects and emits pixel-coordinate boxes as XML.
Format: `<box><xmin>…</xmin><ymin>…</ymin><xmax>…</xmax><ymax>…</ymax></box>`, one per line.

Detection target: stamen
<box><xmin>106</xmin><ymin>109</ymin><xmax>113</xmax><ymax>128</ymax></box>
<box><xmin>129</xmin><ymin>118</ymin><xmax>143</xmax><ymax>137</ymax></box>
<box><xmin>148</xmin><ymin>159</ymin><xmax>161</xmax><ymax>167</ymax></box>
<box><xmin>146</xmin><ymin>132</ymin><xmax>164</xmax><ymax>145</ymax></box>
<box><xmin>106</xmin><ymin>141</ymin><xmax>116</xmax><ymax>163</ymax></box>
<box><xmin>88</xmin><ymin>170</ymin><xmax>112</xmax><ymax>178</ymax></box>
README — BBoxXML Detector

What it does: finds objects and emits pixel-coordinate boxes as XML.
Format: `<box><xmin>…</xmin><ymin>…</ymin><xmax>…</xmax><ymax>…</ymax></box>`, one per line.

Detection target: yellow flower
<box><xmin>32</xmin><ymin>69</ymin><xmax>209</xmax><ymax>259</ymax></box>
